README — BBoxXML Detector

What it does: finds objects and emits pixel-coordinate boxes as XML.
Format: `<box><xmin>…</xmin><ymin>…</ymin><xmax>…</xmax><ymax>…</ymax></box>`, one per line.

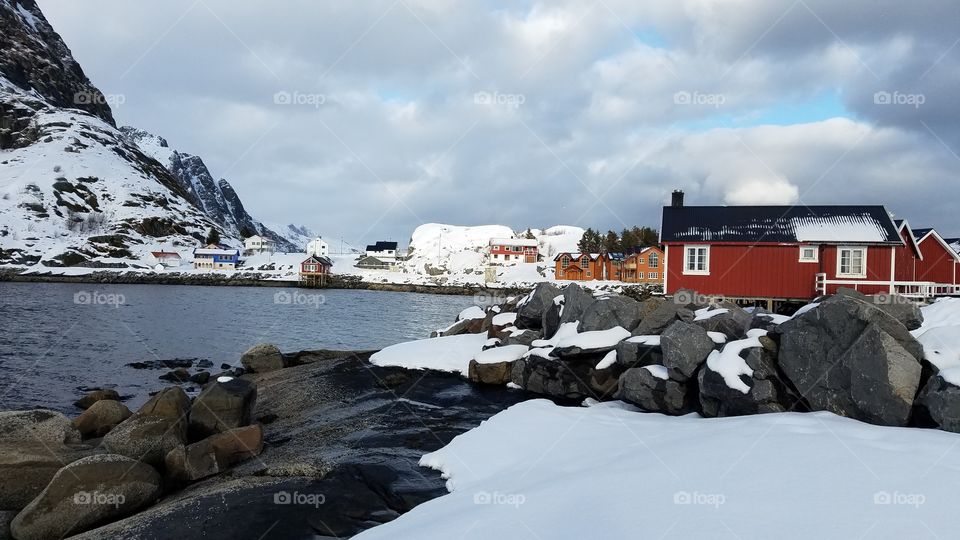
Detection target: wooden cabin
<box><xmin>300</xmin><ymin>254</ymin><xmax>333</xmax><ymax>286</ymax></box>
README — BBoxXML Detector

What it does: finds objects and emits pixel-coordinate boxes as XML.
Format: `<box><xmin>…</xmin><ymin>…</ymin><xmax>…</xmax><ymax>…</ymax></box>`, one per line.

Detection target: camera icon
<box><xmin>473</xmin><ymin>491</ymin><xmax>492</xmax><ymax>505</ymax></box>
<box><xmin>274</xmin><ymin>491</ymin><xmax>291</xmax><ymax>505</ymax></box>
<box><xmin>274</xmin><ymin>291</ymin><xmax>293</xmax><ymax>305</ymax></box>
<box><xmin>74</xmin><ymin>491</ymin><xmax>92</xmax><ymax>505</ymax></box>
<box><xmin>873</xmin><ymin>491</ymin><xmax>891</xmax><ymax>505</ymax></box>
<box><xmin>473</xmin><ymin>91</ymin><xmax>492</xmax><ymax>105</ymax></box>
<box><xmin>673</xmin><ymin>91</ymin><xmax>691</xmax><ymax>105</ymax></box>
<box><xmin>74</xmin><ymin>291</ymin><xmax>92</xmax><ymax>305</ymax></box>
<box><xmin>74</xmin><ymin>91</ymin><xmax>91</xmax><ymax>105</ymax></box>
<box><xmin>673</xmin><ymin>491</ymin><xmax>691</xmax><ymax>505</ymax></box>
<box><xmin>873</xmin><ymin>91</ymin><xmax>891</xmax><ymax>105</ymax></box>
<box><xmin>674</xmin><ymin>290</ymin><xmax>693</xmax><ymax>305</ymax></box>
<box><xmin>273</xmin><ymin>91</ymin><xmax>292</xmax><ymax>105</ymax></box>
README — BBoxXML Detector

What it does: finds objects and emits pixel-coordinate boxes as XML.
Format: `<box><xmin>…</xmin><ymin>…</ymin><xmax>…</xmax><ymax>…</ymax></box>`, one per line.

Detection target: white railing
<box><xmin>814</xmin><ymin>273</ymin><xmax>960</xmax><ymax>299</ymax></box>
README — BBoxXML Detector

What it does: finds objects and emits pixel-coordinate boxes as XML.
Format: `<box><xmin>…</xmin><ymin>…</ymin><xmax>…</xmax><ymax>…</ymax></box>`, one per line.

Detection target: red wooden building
<box><xmin>911</xmin><ymin>227</ymin><xmax>960</xmax><ymax>286</ymax></box>
<box><xmin>299</xmin><ymin>254</ymin><xmax>333</xmax><ymax>286</ymax></box>
<box><xmin>488</xmin><ymin>238</ymin><xmax>539</xmax><ymax>264</ymax></box>
<box><xmin>660</xmin><ymin>193</ymin><xmax>919</xmax><ymax>302</ymax></box>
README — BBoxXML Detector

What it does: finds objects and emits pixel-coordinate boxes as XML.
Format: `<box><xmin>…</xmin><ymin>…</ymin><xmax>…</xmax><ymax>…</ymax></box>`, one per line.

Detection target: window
<box><xmin>638</xmin><ymin>258</ymin><xmax>645</xmax><ymax>265</ymax></box>
<box><xmin>638</xmin><ymin>272</ymin><xmax>645</xmax><ymax>279</ymax></box>
<box><xmin>799</xmin><ymin>246</ymin><xmax>819</xmax><ymax>263</ymax></box>
<box><xmin>580</xmin><ymin>256</ymin><xmax>589</xmax><ymax>267</ymax></box>
<box><xmin>649</xmin><ymin>272</ymin><xmax>658</xmax><ymax>280</ymax></box>
<box><xmin>649</xmin><ymin>253</ymin><xmax>659</xmax><ymax>268</ymax></box>
<box><xmin>561</xmin><ymin>256</ymin><xmax>570</xmax><ymax>268</ymax></box>
<box><xmin>837</xmin><ymin>247</ymin><xmax>867</xmax><ymax>278</ymax></box>
<box><xmin>683</xmin><ymin>246</ymin><xmax>710</xmax><ymax>275</ymax></box>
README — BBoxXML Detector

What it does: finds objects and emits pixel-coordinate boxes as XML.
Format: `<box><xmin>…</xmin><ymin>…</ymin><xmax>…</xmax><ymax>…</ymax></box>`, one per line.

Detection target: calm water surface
<box><xmin>0</xmin><ymin>282</ymin><xmax>477</xmax><ymax>412</ymax></box>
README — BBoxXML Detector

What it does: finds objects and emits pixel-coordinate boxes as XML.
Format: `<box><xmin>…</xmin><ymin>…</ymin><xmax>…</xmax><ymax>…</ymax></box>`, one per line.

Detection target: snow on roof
<box><xmin>150</xmin><ymin>251</ymin><xmax>181</xmax><ymax>258</ymax></box>
<box><xmin>194</xmin><ymin>248</ymin><xmax>239</xmax><ymax>256</ymax></box>
<box><xmin>661</xmin><ymin>206</ymin><xmax>902</xmax><ymax>244</ymax></box>
<box><xmin>553</xmin><ymin>252</ymin><xmax>602</xmax><ymax>261</ymax></box>
<box><xmin>489</xmin><ymin>238</ymin><xmax>538</xmax><ymax>247</ymax></box>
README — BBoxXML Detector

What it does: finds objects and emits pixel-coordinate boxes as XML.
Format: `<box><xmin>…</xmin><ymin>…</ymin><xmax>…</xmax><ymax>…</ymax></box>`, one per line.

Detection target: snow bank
<box><xmin>458</xmin><ymin>306</ymin><xmax>487</xmax><ymax>321</ymax></box>
<box><xmin>370</xmin><ymin>333</ymin><xmax>488</xmax><ymax>375</ymax></box>
<box><xmin>491</xmin><ymin>312</ymin><xmax>517</xmax><ymax>326</ymax></box>
<box><xmin>356</xmin><ymin>399</ymin><xmax>960</xmax><ymax>539</ymax></box>
<box><xmin>475</xmin><ymin>345</ymin><xmax>530</xmax><ymax>365</ymax></box>
<box><xmin>913</xmin><ymin>298</ymin><xmax>960</xmax><ymax>373</ymax></box>
<box><xmin>554</xmin><ymin>326</ymin><xmax>630</xmax><ymax>350</ymax></box>
<box><xmin>704</xmin><ymin>330</ymin><xmax>767</xmax><ymax>394</ymax></box>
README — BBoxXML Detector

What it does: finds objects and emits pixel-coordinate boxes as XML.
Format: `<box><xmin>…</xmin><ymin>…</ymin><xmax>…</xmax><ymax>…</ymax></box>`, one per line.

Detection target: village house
<box><xmin>488</xmin><ymin>238</ymin><xmax>539</xmax><ymax>264</ymax></box>
<box><xmin>365</xmin><ymin>241</ymin><xmax>398</xmax><ymax>260</ymax></box>
<box><xmin>910</xmin><ymin>227</ymin><xmax>960</xmax><ymax>289</ymax></box>
<box><xmin>553</xmin><ymin>252</ymin><xmax>608</xmax><ymax>281</ymax></box>
<box><xmin>621</xmin><ymin>246</ymin><xmax>665</xmax><ymax>285</ymax></box>
<box><xmin>193</xmin><ymin>247</ymin><xmax>240</xmax><ymax>270</ymax></box>
<box><xmin>243</xmin><ymin>235</ymin><xmax>275</xmax><ymax>256</ymax></box>
<box><xmin>660</xmin><ymin>191</ymin><xmax>914</xmax><ymax>302</ymax></box>
<box><xmin>307</xmin><ymin>237</ymin><xmax>329</xmax><ymax>257</ymax></box>
<box><xmin>148</xmin><ymin>251</ymin><xmax>182</xmax><ymax>268</ymax></box>
<box><xmin>299</xmin><ymin>254</ymin><xmax>333</xmax><ymax>286</ymax></box>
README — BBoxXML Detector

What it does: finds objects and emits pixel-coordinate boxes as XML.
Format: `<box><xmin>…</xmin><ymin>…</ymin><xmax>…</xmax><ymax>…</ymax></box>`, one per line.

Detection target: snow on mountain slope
<box><xmin>405</xmin><ymin>224</ymin><xmax>514</xmax><ymax>275</ymax></box>
<box><xmin>533</xmin><ymin>225</ymin><xmax>585</xmax><ymax>257</ymax></box>
<box><xmin>0</xmin><ymin>0</ymin><xmax>297</xmax><ymax>265</ymax></box>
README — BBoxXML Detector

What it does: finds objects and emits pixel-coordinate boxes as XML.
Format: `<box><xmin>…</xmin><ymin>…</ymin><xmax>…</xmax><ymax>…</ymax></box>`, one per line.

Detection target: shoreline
<box><xmin>0</xmin><ymin>267</ymin><xmax>532</xmax><ymax>297</ymax></box>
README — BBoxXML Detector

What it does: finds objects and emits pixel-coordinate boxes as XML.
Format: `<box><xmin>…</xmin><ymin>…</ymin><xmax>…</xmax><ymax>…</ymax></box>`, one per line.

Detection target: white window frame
<box><xmin>648</xmin><ymin>253</ymin><xmax>659</xmax><ymax>269</ymax></box>
<box><xmin>799</xmin><ymin>245</ymin><xmax>819</xmax><ymax>263</ymax></box>
<box><xmin>682</xmin><ymin>245</ymin><xmax>711</xmax><ymax>276</ymax></box>
<box><xmin>837</xmin><ymin>246</ymin><xmax>868</xmax><ymax>279</ymax></box>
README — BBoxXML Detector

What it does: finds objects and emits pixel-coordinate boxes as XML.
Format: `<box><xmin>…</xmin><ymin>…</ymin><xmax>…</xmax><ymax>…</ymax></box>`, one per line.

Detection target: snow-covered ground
<box><xmin>357</xmin><ymin>298</ymin><xmax>960</xmax><ymax>539</ymax></box>
<box><xmin>357</xmin><ymin>399</ymin><xmax>960</xmax><ymax>540</ymax></box>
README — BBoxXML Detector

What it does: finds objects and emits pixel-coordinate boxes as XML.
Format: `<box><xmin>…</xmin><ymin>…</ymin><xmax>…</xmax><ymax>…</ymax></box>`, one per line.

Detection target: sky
<box><xmin>35</xmin><ymin>0</ymin><xmax>960</xmax><ymax>246</ymax></box>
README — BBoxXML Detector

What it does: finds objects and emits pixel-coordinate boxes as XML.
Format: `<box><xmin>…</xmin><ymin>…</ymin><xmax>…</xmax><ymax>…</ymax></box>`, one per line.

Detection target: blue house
<box><xmin>193</xmin><ymin>247</ymin><xmax>240</xmax><ymax>270</ymax></box>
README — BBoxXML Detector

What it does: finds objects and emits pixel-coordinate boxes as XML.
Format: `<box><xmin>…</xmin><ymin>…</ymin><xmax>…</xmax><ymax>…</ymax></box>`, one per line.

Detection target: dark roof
<box><xmin>302</xmin><ymin>254</ymin><xmax>332</xmax><ymax>266</ymax></box>
<box><xmin>912</xmin><ymin>228</ymin><xmax>934</xmax><ymax>239</ymax></box>
<box><xmin>661</xmin><ymin>205</ymin><xmax>902</xmax><ymax>244</ymax></box>
<box><xmin>366</xmin><ymin>241</ymin><xmax>398</xmax><ymax>252</ymax></box>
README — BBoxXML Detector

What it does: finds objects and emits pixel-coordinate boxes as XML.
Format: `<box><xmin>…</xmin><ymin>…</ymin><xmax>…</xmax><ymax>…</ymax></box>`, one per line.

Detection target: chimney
<box><xmin>671</xmin><ymin>190</ymin><xmax>685</xmax><ymax>208</ymax></box>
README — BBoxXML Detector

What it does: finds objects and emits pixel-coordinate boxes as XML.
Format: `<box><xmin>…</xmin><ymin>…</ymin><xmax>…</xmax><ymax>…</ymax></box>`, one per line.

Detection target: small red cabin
<box><xmin>660</xmin><ymin>199</ymin><xmax>908</xmax><ymax>301</ymax></box>
<box><xmin>911</xmin><ymin>228</ymin><xmax>960</xmax><ymax>286</ymax></box>
<box><xmin>300</xmin><ymin>254</ymin><xmax>333</xmax><ymax>286</ymax></box>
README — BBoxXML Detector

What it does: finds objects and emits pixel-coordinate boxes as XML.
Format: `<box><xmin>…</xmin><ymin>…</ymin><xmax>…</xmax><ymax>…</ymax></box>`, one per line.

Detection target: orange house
<box><xmin>620</xmin><ymin>247</ymin><xmax>664</xmax><ymax>285</ymax></box>
<box><xmin>553</xmin><ymin>253</ymin><xmax>609</xmax><ymax>281</ymax></box>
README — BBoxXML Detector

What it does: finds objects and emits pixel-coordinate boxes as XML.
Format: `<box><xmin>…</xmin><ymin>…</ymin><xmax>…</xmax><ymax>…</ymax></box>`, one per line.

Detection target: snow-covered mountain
<box><xmin>0</xmin><ymin>0</ymin><xmax>293</xmax><ymax>266</ymax></box>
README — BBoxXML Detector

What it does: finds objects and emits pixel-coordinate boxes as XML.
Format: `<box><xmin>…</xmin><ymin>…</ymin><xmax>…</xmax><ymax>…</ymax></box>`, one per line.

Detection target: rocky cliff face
<box><xmin>0</xmin><ymin>0</ymin><xmax>296</xmax><ymax>266</ymax></box>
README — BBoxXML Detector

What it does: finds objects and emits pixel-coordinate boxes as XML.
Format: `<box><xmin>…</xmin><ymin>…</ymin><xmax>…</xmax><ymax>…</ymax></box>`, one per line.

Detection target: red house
<box><xmin>299</xmin><ymin>254</ymin><xmax>333</xmax><ymax>286</ymax></box>
<box><xmin>911</xmin><ymin>227</ymin><xmax>960</xmax><ymax>288</ymax></box>
<box><xmin>660</xmin><ymin>193</ymin><xmax>910</xmax><ymax>302</ymax></box>
<box><xmin>488</xmin><ymin>238</ymin><xmax>539</xmax><ymax>264</ymax></box>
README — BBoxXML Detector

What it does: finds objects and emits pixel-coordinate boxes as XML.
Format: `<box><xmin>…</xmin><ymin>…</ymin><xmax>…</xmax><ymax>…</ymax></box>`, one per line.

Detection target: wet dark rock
<box><xmin>165</xmin><ymin>425</ymin><xmax>263</xmax><ymax>484</ymax></box>
<box><xmin>468</xmin><ymin>360</ymin><xmax>514</xmax><ymax>385</ymax></box>
<box><xmin>189</xmin><ymin>379</ymin><xmax>257</xmax><ymax>440</ymax></box>
<box><xmin>74</xmin><ymin>389</ymin><xmax>120</xmax><ymax>410</ymax></box>
<box><xmin>73</xmin><ymin>400</ymin><xmax>132</xmax><ymax>438</ymax></box>
<box><xmin>241</xmin><ymin>343</ymin><xmax>287</xmax><ymax>373</ymax></box>
<box><xmin>660</xmin><ymin>321</ymin><xmax>716</xmax><ymax>382</ymax></box>
<box><xmin>617</xmin><ymin>367</ymin><xmax>692</xmax><ymax>415</ymax></box>
<box><xmin>515</xmin><ymin>283</ymin><xmax>561</xmax><ymax>330</ymax></box>
<box><xmin>159</xmin><ymin>368</ymin><xmax>191</xmax><ymax>382</ymax></box>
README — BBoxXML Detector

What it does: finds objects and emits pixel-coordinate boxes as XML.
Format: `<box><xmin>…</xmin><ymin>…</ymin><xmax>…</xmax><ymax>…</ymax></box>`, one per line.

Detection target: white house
<box><xmin>243</xmin><ymin>235</ymin><xmax>275</xmax><ymax>255</ymax></box>
<box><xmin>307</xmin><ymin>237</ymin><xmax>329</xmax><ymax>257</ymax></box>
<box><xmin>365</xmin><ymin>241</ymin><xmax>399</xmax><ymax>260</ymax></box>
<box><xmin>148</xmin><ymin>251</ymin><xmax>182</xmax><ymax>268</ymax></box>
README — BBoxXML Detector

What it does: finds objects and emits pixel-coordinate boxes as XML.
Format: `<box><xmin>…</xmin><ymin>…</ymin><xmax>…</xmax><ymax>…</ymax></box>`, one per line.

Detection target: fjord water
<box><xmin>0</xmin><ymin>282</ymin><xmax>477</xmax><ymax>412</ymax></box>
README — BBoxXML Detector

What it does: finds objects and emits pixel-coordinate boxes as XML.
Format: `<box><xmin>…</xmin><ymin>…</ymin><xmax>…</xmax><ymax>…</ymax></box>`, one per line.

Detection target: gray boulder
<box><xmin>10</xmin><ymin>454</ymin><xmax>161</xmax><ymax>540</ymax></box>
<box><xmin>778</xmin><ymin>294</ymin><xmax>924</xmax><ymax>426</ymax></box>
<box><xmin>73</xmin><ymin>400</ymin><xmax>132</xmax><ymax>439</ymax></box>
<box><xmin>698</xmin><ymin>337</ymin><xmax>800</xmax><ymax>417</ymax></box>
<box><xmin>165</xmin><ymin>424</ymin><xmax>263</xmax><ymax>484</ymax></box>
<box><xmin>240</xmin><ymin>343</ymin><xmax>287</xmax><ymax>373</ymax></box>
<box><xmin>501</xmin><ymin>330</ymin><xmax>541</xmax><ymax>347</ymax></box>
<box><xmin>74</xmin><ymin>389</ymin><xmax>120</xmax><ymax>410</ymax></box>
<box><xmin>189</xmin><ymin>379</ymin><xmax>257</xmax><ymax>440</ymax></box>
<box><xmin>660</xmin><ymin>321</ymin><xmax>716</xmax><ymax>382</ymax></box>
<box><xmin>0</xmin><ymin>410</ymin><xmax>81</xmax><ymax>446</ymax></box>
<box><xmin>617</xmin><ymin>367</ymin><xmax>692</xmax><ymax>415</ymax></box>
<box><xmin>515</xmin><ymin>283</ymin><xmax>561</xmax><ymax>330</ymax></box>
<box><xmin>633</xmin><ymin>300</ymin><xmax>695</xmax><ymax>336</ymax></box>
<box><xmin>101</xmin><ymin>387</ymin><xmax>190</xmax><ymax>467</ymax></box>
<box><xmin>511</xmin><ymin>357</ymin><xmax>594</xmax><ymax>400</ymax></box>
<box><xmin>614</xmin><ymin>339</ymin><xmax>662</xmax><ymax>369</ymax></box>
<box><xmin>579</xmin><ymin>296</ymin><xmax>644</xmax><ymax>333</ymax></box>
<box><xmin>869</xmin><ymin>293</ymin><xmax>924</xmax><ymax>331</ymax></box>
<box><xmin>912</xmin><ymin>375</ymin><xmax>960</xmax><ymax>433</ymax></box>
<box><xmin>542</xmin><ymin>283</ymin><xmax>593</xmax><ymax>338</ymax></box>
<box><xmin>0</xmin><ymin>444</ymin><xmax>93</xmax><ymax>511</ymax></box>
<box><xmin>693</xmin><ymin>303</ymin><xmax>753</xmax><ymax>340</ymax></box>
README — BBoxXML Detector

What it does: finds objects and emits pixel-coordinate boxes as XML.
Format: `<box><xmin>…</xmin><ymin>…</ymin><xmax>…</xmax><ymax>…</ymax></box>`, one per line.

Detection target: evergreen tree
<box><xmin>205</xmin><ymin>227</ymin><xmax>221</xmax><ymax>246</ymax></box>
<box><xmin>524</xmin><ymin>228</ymin><xmax>536</xmax><ymax>240</ymax></box>
<box><xmin>604</xmin><ymin>230</ymin><xmax>620</xmax><ymax>253</ymax></box>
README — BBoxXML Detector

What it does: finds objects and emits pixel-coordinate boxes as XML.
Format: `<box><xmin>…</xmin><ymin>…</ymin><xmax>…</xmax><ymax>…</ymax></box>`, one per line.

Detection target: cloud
<box><xmin>34</xmin><ymin>0</ymin><xmax>960</xmax><ymax>244</ymax></box>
